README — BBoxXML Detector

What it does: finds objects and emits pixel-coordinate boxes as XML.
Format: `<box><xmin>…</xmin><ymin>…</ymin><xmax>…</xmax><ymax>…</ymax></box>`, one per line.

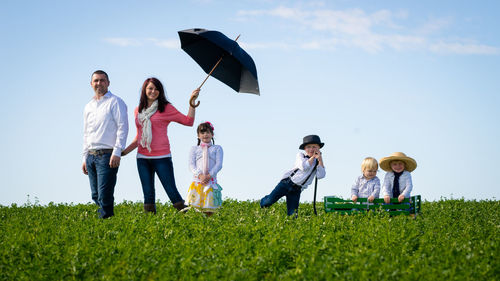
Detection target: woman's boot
<box><xmin>173</xmin><ymin>201</ymin><xmax>188</xmax><ymax>211</ymax></box>
<box><xmin>144</xmin><ymin>203</ymin><xmax>156</xmax><ymax>214</ymax></box>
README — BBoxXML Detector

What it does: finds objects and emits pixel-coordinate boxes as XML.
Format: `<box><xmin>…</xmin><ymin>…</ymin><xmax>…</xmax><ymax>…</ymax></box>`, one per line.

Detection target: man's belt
<box><xmin>88</xmin><ymin>149</ymin><xmax>114</xmax><ymax>155</ymax></box>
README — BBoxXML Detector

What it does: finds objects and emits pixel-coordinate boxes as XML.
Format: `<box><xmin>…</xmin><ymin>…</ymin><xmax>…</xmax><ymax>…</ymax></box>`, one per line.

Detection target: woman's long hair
<box><xmin>138</xmin><ymin>77</ymin><xmax>169</xmax><ymax>113</ymax></box>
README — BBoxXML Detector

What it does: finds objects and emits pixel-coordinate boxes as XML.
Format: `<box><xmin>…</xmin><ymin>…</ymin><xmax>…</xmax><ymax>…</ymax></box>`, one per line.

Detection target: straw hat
<box><xmin>379</xmin><ymin>152</ymin><xmax>417</xmax><ymax>172</ymax></box>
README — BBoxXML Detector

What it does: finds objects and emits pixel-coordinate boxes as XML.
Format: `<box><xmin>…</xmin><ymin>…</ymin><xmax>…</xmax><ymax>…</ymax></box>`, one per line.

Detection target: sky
<box><xmin>1</xmin><ymin>0</ymin><xmax>499</xmax><ymax>206</ymax></box>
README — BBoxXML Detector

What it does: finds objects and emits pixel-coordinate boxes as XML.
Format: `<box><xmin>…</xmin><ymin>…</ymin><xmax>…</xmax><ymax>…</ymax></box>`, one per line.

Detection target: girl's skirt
<box><xmin>186</xmin><ymin>182</ymin><xmax>222</xmax><ymax>211</ymax></box>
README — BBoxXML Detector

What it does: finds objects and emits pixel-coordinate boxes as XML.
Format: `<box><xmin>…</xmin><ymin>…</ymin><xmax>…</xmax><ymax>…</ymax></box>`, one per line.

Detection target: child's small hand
<box><xmin>313</xmin><ymin>150</ymin><xmax>322</xmax><ymax>159</ymax></box>
<box><xmin>384</xmin><ymin>195</ymin><xmax>391</xmax><ymax>204</ymax></box>
<box><xmin>199</xmin><ymin>174</ymin><xmax>211</xmax><ymax>185</ymax></box>
<box><xmin>368</xmin><ymin>195</ymin><xmax>375</xmax><ymax>202</ymax></box>
<box><xmin>398</xmin><ymin>194</ymin><xmax>405</xmax><ymax>202</ymax></box>
<box><xmin>313</xmin><ymin>150</ymin><xmax>324</xmax><ymax>166</ymax></box>
<box><xmin>351</xmin><ymin>195</ymin><xmax>358</xmax><ymax>203</ymax></box>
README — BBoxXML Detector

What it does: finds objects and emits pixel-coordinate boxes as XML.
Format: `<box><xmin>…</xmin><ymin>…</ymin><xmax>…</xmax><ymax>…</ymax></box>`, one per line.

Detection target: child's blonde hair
<box><xmin>361</xmin><ymin>157</ymin><xmax>378</xmax><ymax>172</ymax></box>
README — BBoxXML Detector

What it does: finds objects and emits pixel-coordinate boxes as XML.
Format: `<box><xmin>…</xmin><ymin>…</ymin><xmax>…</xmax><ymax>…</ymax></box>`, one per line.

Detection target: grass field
<box><xmin>0</xmin><ymin>199</ymin><xmax>498</xmax><ymax>280</ymax></box>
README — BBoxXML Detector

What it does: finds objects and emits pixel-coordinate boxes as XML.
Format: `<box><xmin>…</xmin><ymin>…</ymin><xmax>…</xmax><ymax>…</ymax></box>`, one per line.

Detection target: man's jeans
<box><xmin>86</xmin><ymin>153</ymin><xmax>118</xmax><ymax>218</ymax></box>
<box><xmin>260</xmin><ymin>178</ymin><xmax>302</xmax><ymax>216</ymax></box>
<box><xmin>136</xmin><ymin>157</ymin><xmax>183</xmax><ymax>205</ymax></box>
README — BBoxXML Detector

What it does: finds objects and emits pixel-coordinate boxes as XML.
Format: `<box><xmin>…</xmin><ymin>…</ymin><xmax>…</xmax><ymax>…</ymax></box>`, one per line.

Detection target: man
<box><xmin>82</xmin><ymin>70</ymin><xmax>128</xmax><ymax>218</ymax></box>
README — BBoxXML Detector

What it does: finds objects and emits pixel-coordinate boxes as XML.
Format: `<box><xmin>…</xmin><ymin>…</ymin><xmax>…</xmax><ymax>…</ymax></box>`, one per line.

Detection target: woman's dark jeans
<box><xmin>137</xmin><ymin>157</ymin><xmax>183</xmax><ymax>205</ymax></box>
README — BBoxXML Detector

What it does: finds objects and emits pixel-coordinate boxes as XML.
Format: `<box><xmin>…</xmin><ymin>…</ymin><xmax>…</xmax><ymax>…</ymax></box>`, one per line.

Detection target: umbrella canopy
<box><xmin>178</xmin><ymin>28</ymin><xmax>260</xmax><ymax>97</ymax></box>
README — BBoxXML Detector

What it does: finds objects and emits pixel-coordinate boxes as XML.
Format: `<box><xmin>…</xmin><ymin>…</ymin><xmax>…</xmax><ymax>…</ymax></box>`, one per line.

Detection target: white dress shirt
<box><xmin>189</xmin><ymin>144</ymin><xmax>223</xmax><ymax>184</ymax></box>
<box><xmin>282</xmin><ymin>152</ymin><xmax>326</xmax><ymax>190</ymax></box>
<box><xmin>83</xmin><ymin>91</ymin><xmax>128</xmax><ymax>161</ymax></box>
<box><xmin>351</xmin><ymin>175</ymin><xmax>380</xmax><ymax>198</ymax></box>
<box><xmin>381</xmin><ymin>170</ymin><xmax>413</xmax><ymax>197</ymax></box>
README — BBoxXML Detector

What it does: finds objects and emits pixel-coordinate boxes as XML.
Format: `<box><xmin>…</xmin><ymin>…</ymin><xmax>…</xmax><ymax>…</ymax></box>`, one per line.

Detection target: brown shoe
<box><xmin>172</xmin><ymin>201</ymin><xmax>188</xmax><ymax>211</ymax></box>
<box><xmin>144</xmin><ymin>203</ymin><xmax>156</xmax><ymax>214</ymax></box>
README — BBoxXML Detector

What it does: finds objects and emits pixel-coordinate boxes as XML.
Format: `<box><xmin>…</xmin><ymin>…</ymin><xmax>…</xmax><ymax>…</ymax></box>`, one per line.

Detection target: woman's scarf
<box><xmin>138</xmin><ymin>100</ymin><xmax>158</xmax><ymax>152</ymax></box>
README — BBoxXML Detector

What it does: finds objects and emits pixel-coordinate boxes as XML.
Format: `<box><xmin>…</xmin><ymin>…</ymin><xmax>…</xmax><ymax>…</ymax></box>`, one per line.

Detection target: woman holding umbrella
<box><xmin>122</xmin><ymin>77</ymin><xmax>199</xmax><ymax>213</ymax></box>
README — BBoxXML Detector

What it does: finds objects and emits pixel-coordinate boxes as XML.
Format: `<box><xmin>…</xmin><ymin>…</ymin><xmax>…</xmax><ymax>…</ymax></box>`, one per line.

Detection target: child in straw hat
<box><xmin>351</xmin><ymin>157</ymin><xmax>380</xmax><ymax>203</ymax></box>
<box><xmin>379</xmin><ymin>152</ymin><xmax>417</xmax><ymax>204</ymax></box>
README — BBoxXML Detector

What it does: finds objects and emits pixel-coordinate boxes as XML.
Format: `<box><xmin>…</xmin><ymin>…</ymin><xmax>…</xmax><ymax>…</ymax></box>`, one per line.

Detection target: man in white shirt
<box><xmin>82</xmin><ymin>70</ymin><xmax>128</xmax><ymax>218</ymax></box>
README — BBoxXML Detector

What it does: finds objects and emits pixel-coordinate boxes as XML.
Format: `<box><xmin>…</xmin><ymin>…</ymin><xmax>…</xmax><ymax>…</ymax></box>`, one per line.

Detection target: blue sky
<box><xmin>1</xmin><ymin>0</ymin><xmax>499</xmax><ymax>206</ymax></box>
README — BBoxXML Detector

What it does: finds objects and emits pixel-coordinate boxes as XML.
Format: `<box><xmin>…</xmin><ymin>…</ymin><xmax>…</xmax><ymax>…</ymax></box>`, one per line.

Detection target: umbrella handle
<box><xmin>189</xmin><ymin>95</ymin><xmax>200</xmax><ymax>108</ymax></box>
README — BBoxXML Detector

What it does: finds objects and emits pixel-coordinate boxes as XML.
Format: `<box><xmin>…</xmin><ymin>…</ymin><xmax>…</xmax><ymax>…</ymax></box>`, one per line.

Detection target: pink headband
<box><xmin>205</xmin><ymin>121</ymin><xmax>214</xmax><ymax>131</ymax></box>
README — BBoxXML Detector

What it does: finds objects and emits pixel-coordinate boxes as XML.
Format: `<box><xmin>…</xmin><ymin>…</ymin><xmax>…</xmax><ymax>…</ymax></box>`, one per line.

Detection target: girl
<box><xmin>122</xmin><ymin>77</ymin><xmax>200</xmax><ymax>213</ymax></box>
<box><xmin>185</xmin><ymin>122</ymin><xmax>223</xmax><ymax>215</ymax></box>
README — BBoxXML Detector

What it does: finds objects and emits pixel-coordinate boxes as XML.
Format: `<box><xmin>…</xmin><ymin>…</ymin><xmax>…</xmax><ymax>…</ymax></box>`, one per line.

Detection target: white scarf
<box><xmin>200</xmin><ymin>142</ymin><xmax>211</xmax><ymax>175</ymax></box>
<box><xmin>138</xmin><ymin>100</ymin><xmax>158</xmax><ymax>152</ymax></box>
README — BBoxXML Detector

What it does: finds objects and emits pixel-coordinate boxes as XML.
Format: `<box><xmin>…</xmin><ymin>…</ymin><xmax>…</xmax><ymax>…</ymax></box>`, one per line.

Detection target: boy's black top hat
<box><xmin>299</xmin><ymin>135</ymin><xmax>324</xmax><ymax>150</ymax></box>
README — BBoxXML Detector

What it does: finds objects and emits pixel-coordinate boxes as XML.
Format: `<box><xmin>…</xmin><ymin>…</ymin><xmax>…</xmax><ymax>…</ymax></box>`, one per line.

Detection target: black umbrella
<box><xmin>178</xmin><ymin>28</ymin><xmax>259</xmax><ymax>107</ymax></box>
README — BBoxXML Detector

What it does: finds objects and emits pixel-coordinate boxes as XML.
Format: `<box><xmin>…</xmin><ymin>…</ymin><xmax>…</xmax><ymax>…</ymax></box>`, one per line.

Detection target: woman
<box><xmin>122</xmin><ymin>77</ymin><xmax>200</xmax><ymax>213</ymax></box>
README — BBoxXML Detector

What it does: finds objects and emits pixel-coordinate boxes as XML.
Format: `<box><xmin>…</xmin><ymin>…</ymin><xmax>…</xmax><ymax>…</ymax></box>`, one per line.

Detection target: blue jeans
<box><xmin>86</xmin><ymin>153</ymin><xmax>118</xmax><ymax>218</ymax></box>
<box><xmin>137</xmin><ymin>157</ymin><xmax>183</xmax><ymax>205</ymax></box>
<box><xmin>260</xmin><ymin>178</ymin><xmax>302</xmax><ymax>216</ymax></box>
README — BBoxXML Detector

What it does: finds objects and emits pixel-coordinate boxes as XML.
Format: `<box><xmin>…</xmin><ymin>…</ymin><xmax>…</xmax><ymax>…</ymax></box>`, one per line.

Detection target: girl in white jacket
<box><xmin>185</xmin><ymin>122</ymin><xmax>223</xmax><ymax>215</ymax></box>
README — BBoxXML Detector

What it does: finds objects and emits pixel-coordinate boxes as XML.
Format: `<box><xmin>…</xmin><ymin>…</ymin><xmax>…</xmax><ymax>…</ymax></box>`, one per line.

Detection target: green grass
<box><xmin>0</xmin><ymin>199</ymin><xmax>498</xmax><ymax>280</ymax></box>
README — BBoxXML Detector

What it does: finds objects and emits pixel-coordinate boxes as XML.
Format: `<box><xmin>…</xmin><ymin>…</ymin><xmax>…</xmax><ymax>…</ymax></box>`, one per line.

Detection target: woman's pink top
<box><xmin>134</xmin><ymin>104</ymin><xmax>194</xmax><ymax>156</ymax></box>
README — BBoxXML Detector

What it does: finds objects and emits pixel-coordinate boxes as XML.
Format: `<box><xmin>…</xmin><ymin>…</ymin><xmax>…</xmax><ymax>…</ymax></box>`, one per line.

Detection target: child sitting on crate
<box><xmin>260</xmin><ymin>135</ymin><xmax>326</xmax><ymax>216</ymax></box>
<box><xmin>351</xmin><ymin>157</ymin><xmax>380</xmax><ymax>203</ymax></box>
<box><xmin>379</xmin><ymin>152</ymin><xmax>417</xmax><ymax>204</ymax></box>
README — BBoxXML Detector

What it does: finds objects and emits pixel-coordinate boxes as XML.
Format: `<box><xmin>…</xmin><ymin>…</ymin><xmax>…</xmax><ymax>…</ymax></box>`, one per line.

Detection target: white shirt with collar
<box><xmin>83</xmin><ymin>91</ymin><xmax>128</xmax><ymax>161</ymax></box>
<box><xmin>381</xmin><ymin>170</ymin><xmax>413</xmax><ymax>197</ymax></box>
<box><xmin>282</xmin><ymin>151</ymin><xmax>326</xmax><ymax>190</ymax></box>
<box><xmin>351</xmin><ymin>175</ymin><xmax>381</xmax><ymax>198</ymax></box>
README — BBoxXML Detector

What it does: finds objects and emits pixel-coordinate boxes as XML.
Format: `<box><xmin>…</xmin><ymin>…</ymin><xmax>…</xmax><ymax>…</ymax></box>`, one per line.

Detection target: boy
<box><xmin>351</xmin><ymin>157</ymin><xmax>380</xmax><ymax>203</ymax></box>
<box><xmin>379</xmin><ymin>152</ymin><xmax>417</xmax><ymax>203</ymax></box>
<box><xmin>260</xmin><ymin>135</ymin><xmax>326</xmax><ymax>216</ymax></box>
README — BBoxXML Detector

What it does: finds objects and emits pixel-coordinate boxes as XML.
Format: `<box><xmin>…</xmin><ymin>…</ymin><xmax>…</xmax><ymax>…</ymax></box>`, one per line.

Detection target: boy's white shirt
<box><xmin>282</xmin><ymin>151</ymin><xmax>326</xmax><ymax>190</ymax></box>
<box><xmin>381</xmin><ymin>170</ymin><xmax>413</xmax><ymax>197</ymax></box>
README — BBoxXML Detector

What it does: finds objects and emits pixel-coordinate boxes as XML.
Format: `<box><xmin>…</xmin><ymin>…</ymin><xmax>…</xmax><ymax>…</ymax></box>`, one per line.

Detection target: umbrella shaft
<box><xmin>199</xmin><ymin>56</ymin><xmax>224</xmax><ymax>89</ymax></box>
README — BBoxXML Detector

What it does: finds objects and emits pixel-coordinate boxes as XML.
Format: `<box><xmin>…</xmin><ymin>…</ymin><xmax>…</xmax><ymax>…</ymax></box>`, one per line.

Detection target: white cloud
<box><xmin>104</xmin><ymin>38</ymin><xmax>143</xmax><ymax>47</ymax></box>
<box><xmin>416</xmin><ymin>17</ymin><xmax>453</xmax><ymax>35</ymax></box>
<box><xmin>104</xmin><ymin>38</ymin><xmax>178</xmax><ymax>49</ymax></box>
<box><xmin>429</xmin><ymin>41</ymin><xmax>500</xmax><ymax>55</ymax></box>
<box><xmin>236</xmin><ymin>6</ymin><xmax>498</xmax><ymax>55</ymax></box>
<box><xmin>239</xmin><ymin>41</ymin><xmax>295</xmax><ymax>50</ymax></box>
<box><xmin>147</xmin><ymin>38</ymin><xmax>179</xmax><ymax>49</ymax></box>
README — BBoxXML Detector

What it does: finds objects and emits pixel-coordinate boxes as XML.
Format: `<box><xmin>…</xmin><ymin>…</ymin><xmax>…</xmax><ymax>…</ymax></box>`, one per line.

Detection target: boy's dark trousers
<box><xmin>260</xmin><ymin>178</ymin><xmax>302</xmax><ymax>216</ymax></box>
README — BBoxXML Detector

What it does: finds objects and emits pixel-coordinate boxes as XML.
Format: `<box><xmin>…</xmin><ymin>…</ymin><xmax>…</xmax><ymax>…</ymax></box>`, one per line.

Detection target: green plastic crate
<box><xmin>324</xmin><ymin>195</ymin><xmax>421</xmax><ymax>216</ymax></box>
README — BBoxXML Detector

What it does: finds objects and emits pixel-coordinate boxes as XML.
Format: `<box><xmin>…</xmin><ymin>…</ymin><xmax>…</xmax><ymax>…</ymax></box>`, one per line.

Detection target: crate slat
<box><xmin>324</xmin><ymin>196</ymin><xmax>421</xmax><ymax>216</ymax></box>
